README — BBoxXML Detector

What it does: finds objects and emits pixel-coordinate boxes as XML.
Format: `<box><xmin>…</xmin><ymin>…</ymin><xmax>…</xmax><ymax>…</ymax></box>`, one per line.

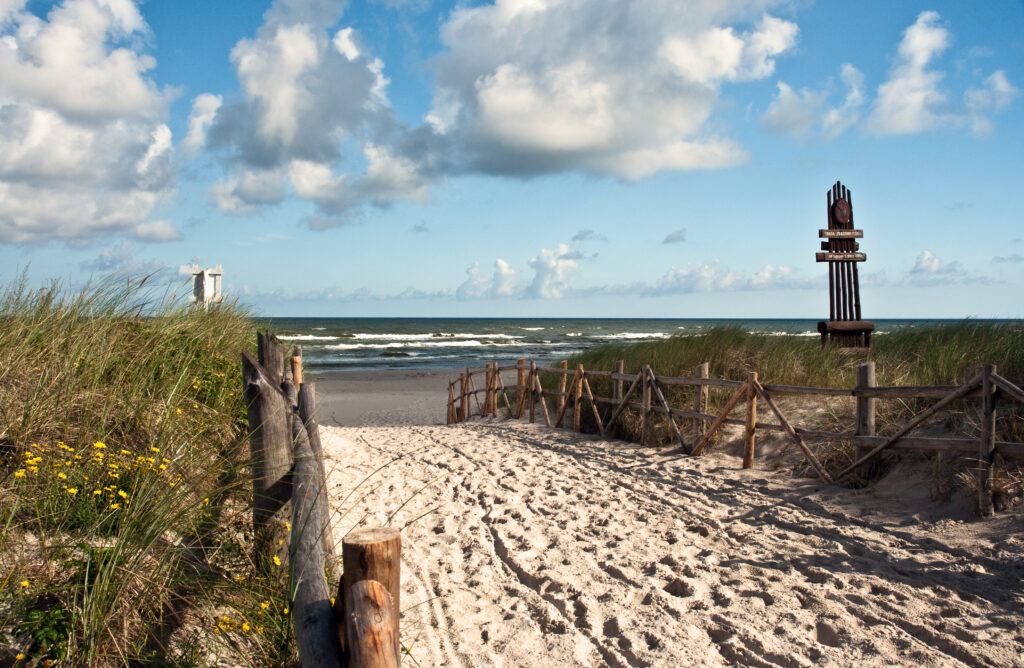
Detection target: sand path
<box><xmin>320</xmin><ymin>417</ymin><xmax>1024</xmax><ymax>667</ymax></box>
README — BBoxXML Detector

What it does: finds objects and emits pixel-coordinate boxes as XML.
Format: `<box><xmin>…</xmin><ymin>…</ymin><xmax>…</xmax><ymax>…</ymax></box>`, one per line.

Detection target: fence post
<box><xmin>978</xmin><ymin>364</ymin><xmax>997</xmax><ymax>516</ymax></box>
<box><xmin>297</xmin><ymin>383</ymin><xmax>336</xmax><ymax>568</ymax></box>
<box><xmin>258</xmin><ymin>331</ymin><xmax>284</xmax><ymax>386</ymax></box>
<box><xmin>694</xmin><ymin>363</ymin><xmax>709</xmax><ymax>441</ymax></box>
<box><xmin>641</xmin><ymin>364</ymin><xmax>651</xmax><ymax>445</ymax></box>
<box><xmin>743</xmin><ymin>371</ymin><xmax>758</xmax><ymax>468</ymax></box>
<box><xmin>613</xmin><ymin>360</ymin><xmax>625</xmax><ymax>403</ymax></box>
<box><xmin>855</xmin><ymin>359</ymin><xmax>876</xmax><ymax>442</ymax></box>
<box><xmin>574</xmin><ymin>364</ymin><xmax>584</xmax><ymax>433</ymax></box>
<box><xmin>558</xmin><ymin>360</ymin><xmax>568</xmax><ymax>414</ymax></box>
<box><xmin>516</xmin><ymin>358</ymin><xmax>527</xmax><ymax>418</ymax></box>
<box><xmin>460</xmin><ymin>372</ymin><xmax>469</xmax><ymax>421</ymax></box>
<box><xmin>291</xmin><ymin>345</ymin><xmax>303</xmax><ymax>389</ymax></box>
<box><xmin>338</xmin><ymin>527</ymin><xmax>401</xmax><ymax>667</ymax></box>
<box><xmin>484</xmin><ymin>363</ymin><xmax>494</xmax><ymax>416</ymax></box>
<box><xmin>242</xmin><ymin>350</ymin><xmax>292</xmax><ymax>574</ymax></box>
<box><xmin>529</xmin><ymin>362</ymin><xmax>537</xmax><ymax>424</ymax></box>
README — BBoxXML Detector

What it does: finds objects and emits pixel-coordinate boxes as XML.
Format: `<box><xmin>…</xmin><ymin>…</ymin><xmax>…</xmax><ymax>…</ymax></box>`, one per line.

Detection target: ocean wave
<box><xmin>351</xmin><ymin>332</ymin><xmax>518</xmax><ymax>341</ymax></box>
<box><xmin>278</xmin><ymin>334</ymin><xmax>341</xmax><ymax>341</ymax></box>
<box><xmin>598</xmin><ymin>332</ymin><xmax>668</xmax><ymax>339</ymax></box>
<box><xmin>324</xmin><ymin>340</ymin><xmax>526</xmax><ymax>350</ymax></box>
<box><xmin>521</xmin><ymin>327</ymin><xmax>545</xmax><ymax>331</ymax></box>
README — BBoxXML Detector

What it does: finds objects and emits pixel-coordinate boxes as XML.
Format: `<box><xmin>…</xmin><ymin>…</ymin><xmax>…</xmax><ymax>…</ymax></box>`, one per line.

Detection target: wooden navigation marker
<box><xmin>815</xmin><ymin>181</ymin><xmax>874</xmax><ymax>347</ymax></box>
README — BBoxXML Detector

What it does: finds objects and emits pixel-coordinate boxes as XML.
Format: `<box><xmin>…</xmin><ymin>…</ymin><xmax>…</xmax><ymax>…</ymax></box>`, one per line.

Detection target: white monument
<box><xmin>189</xmin><ymin>265</ymin><xmax>224</xmax><ymax>308</ymax></box>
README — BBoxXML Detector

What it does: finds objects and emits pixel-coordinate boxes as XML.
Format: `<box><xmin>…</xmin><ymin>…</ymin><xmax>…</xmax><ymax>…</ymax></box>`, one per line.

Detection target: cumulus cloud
<box><xmin>905</xmin><ymin>249</ymin><xmax>984</xmax><ymax>286</ymax></box>
<box><xmin>81</xmin><ymin>240</ymin><xmax>166</xmax><ymax>275</ymax></box>
<box><xmin>456</xmin><ymin>259</ymin><xmax>520</xmax><ymax>300</ymax></box>
<box><xmin>429</xmin><ymin>1</ymin><xmax>797</xmax><ymax>180</ymax></box>
<box><xmin>0</xmin><ymin>0</ymin><xmax>178</xmax><ymax>243</ymax></box>
<box><xmin>662</xmin><ymin>229</ymin><xmax>687</xmax><ymax>244</ymax></box>
<box><xmin>964</xmin><ymin>71</ymin><xmax>1017</xmax><ymax>134</ymax></box>
<box><xmin>761</xmin><ymin>63</ymin><xmax>864</xmax><ymax>140</ymax></box>
<box><xmin>867</xmin><ymin>11</ymin><xmax>952</xmax><ymax>134</ymax></box>
<box><xmin>526</xmin><ymin>244</ymin><xmax>580</xmax><ymax>298</ymax></box>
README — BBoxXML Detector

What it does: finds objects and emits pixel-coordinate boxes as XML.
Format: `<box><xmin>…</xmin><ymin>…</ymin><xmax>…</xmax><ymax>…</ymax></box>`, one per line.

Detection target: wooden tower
<box><xmin>816</xmin><ymin>181</ymin><xmax>873</xmax><ymax>347</ymax></box>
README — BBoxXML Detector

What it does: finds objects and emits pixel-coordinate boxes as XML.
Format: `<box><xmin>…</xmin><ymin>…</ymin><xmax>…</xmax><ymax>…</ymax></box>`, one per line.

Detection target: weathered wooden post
<box><xmin>242</xmin><ymin>349</ymin><xmax>292</xmax><ymax>573</ymax></box>
<box><xmin>573</xmin><ymin>364</ymin><xmax>584</xmax><ymax>433</ymax></box>
<box><xmin>641</xmin><ymin>364</ymin><xmax>652</xmax><ymax>446</ymax></box>
<box><xmin>338</xmin><ymin>528</ymin><xmax>401</xmax><ymax>666</ymax></box>
<box><xmin>693</xmin><ymin>362</ymin><xmax>710</xmax><ymax>441</ymax></box>
<box><xmin>978</xmin><ymin>364</ymin><xmax>997</xmax><ymax>516</ymax></box>
<box><xmin>855</xmin><ymin>361</ymin><xmax>876</xmax><ymax>470</ymax></box>
<box><xmin>258</xmin><ymin>331</ymin><xmax>284</xmax><ymax>386</ymax></box>
<box><xmin>484</xmin><ymin>363</ymin><xmax>495</xmax><ymax>416</ymax></box>
<box><xmin>460</xmin><ymin>371</ymin><xmax>469</xmax><ymax>421</ymax></box>
<box><xmin>291</xmin><ymin>346</ymin><xmax>303</xmax><ymax>389</ymax></box>
<box><xmin>515</xmin><ymin>358</ymin><xmax>527</xmax><ymax>418</ymax></box>
<box><xmin>558</xmin><ymin>361</ymin><xmax>568</xmax><ymax>414</ymax></box>
<box><xmin>613</xmin><ymin>360</ymin><xmax>625</xmax><ymax>403</ymax></box>
<box><xmin>529</xmin><ymin>362</ymin><xmax>537</xmax><ymax>424</ymax></box>
<box><xmin>743</xmin><ymin>372</ymin><xmax>758</xmax><ymax>468</ymax></box>
<box><xmin>290</xmin><ymin>404</ymin><xmax>341</xmax><ymax>666</ymax></box>
<box><xmin>297</xmin><ymin>383</ymin><xmax>336</xmax><ymax>568</ymax></box>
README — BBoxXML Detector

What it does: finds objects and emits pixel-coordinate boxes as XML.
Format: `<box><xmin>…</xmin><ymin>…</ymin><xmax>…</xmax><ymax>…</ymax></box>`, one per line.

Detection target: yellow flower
<box><xmin>151</xmin><ymin>447</ymin><xmax>160</xmax><ymax>453</ymax></box>
<box><xmin>57</xmin><ymin>472</ymin><xmax>67</xmax><ymax>479</ymax></box>
<box><xmin>241</xmin><ymin>622</ymin><xmax>250</xmax><ymax>632</ymax></box>
<box><xmin>27</xmin><ymin>466</ymin><xmax>38</xmax><ymax>473</ymax></box>
<box><xmin>93</xmin><ymin>490</ymin><xmax>102</xmax><ymax>495</ymax></box>
<box><xmin>118</xmin><ymin>489</ymin><xmax>128</xmax><ymax>499</ymax></box>
<box><xmin>272</xmin><ymin>556</ymin><xmax>281</xmax><ymax>567</ymax></box>
<box><xmin>93</xmin><ymin>441</ymin><xmax>106</xmax><ymax>449</ymax></box>
<box><xmin>193</xmin><ymin>404</ymin><xmax>198</xmax><ymax>409</ymax></box>
<box><xmin>110</xmin><ymin>503</ymin><xmax>120</xmax><ymax>510</ymax></box>
<box><xmin>67</xmin><ymin>488</ymin><xmax>78</xmax><ymax>495</ymax></box>
<box><xmin>285</xmin><ymin>521</ymin><xmax>291</xmax><ymax>532</ymax></box>
<box><xmin>260</xmin><ymin>601</ymin><xmax>270</xmax><ymax>610</ymax></box>
<box><xmin>20</xmin><ymin>580</ymin><xmax>29</xmax><ymax>588</ymax></box>
<box><xmin>203</xmin><ymin>497</ymin><xmax>210</xmax><ymax>505</ymax></box>
<box><xmin>15</xmin><ymin>652</ymin><xmax>24</xmax><ymax>660</ymax></box>
<box><xmin>175</xmin><ymin>408</ymin><xmax>182</xmax><ymax>415</ymax></box>
<box><xmin>283</xmin><ymin>607</ymin><xmax>289</xmax><ymax>615</ymax></box>
<box><xmin>14</xmin><ymin>470</ymin><xmax>25</xmax><ymax>478</ymax></box>
<box><xmin>120</xmin><ymin>449</ymin><xmax>131</xmax><ymax>455</ymax></box>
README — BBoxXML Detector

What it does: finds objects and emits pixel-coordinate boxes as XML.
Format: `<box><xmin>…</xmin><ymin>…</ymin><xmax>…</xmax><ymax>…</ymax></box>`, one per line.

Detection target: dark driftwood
<box><xmin>690</xmin><ymin>382</ymin><xmax>749</xmax><ymax>456</ymax></box>
<box><xmin>298</xmin><ymin>383</ymin><xmax>336</xmax><ymax>566</ymax></box>
<box><xmin>242</xmin><ymin>349</ymin><xmax>292</xmax><ymax>572</ymax></box>
<box><xmin>339</xmin><ymin>528</ymin><xmax>401</xmax><ymax>663</ymax></box>
<box><xmin>290</xmin><ymin>412</ymin><xmax>341</xmax><ymax>667</ymax></box>
<box><xmin>346</xmin><ymin>580</ymin><xmax>399</xmax><ymax>668</ymax></box>
<box><xmin>837</xmin><ymin>373</ymin><xmax>984</xmax><ymax>479</ymax></box>
<box><xmin>753</xmin><ymin>381</ymin><xmax>833</xmax><ymax>483</ymax></box>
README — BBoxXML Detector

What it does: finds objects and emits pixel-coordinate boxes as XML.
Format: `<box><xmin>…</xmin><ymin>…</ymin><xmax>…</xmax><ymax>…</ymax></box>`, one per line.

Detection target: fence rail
<box><xmin>447</xmin><ymin>358</ymin><xmax>1024</xmax><ymax>516</ymax></box>
<box><xmin>244</xmin><ymin>333</ymin><xmax>399</xmax><ymax>667</ymax></box>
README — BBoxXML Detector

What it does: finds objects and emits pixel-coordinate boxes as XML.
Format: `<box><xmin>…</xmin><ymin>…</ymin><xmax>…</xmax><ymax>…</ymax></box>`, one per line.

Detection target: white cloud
<box><xmin>662</xmin><ymin>229</ymin><xmax>687</xmax><ymax>244</ymax></box>
<box><xmin>212</xmin><ymin>168</ymin><xmax>288</xmax><ymax>215</ymax></box>
<box><xmin>822</xmin><ymin>64</ymin><xmax>865</xmax><ymax>140</ymax></box>
<box><xmin>761</xmin><ymin>63</ymin><xmax>864</xmax><ymax>140</ymax></box>
<box><xmin>910</xmin><ymin>249</ymin><xmax>963</xmax><ymax>276</ymax></box>
<box><xmin>0</xmin><ymin>0</ymin><xmax>177</xmax><ymax>243</ymax></box>
<box><xmin>430</xmin><ymin>1</ymin><xmax>794</xmax><ymax>179</ymax></box>
<box><xmin>182</xmin><ymin>93</ymin><xmax>222</xmax><ymax>154</ymax></box>
<box><xmin>81</xmin><ymin>239</ymin><xmax>165</xmax><ymax>275</ymax></box>
<box><xmin>965</xmin><ymin>70</ymin><xmax>1017</xmax><ymax>134</ymax></box>
<box><xmin>526</xmin><ymin>243</ymin><xmax>580</xmax><ymax>299</ymax></box>
<box><xmin>456</xmin><ymin>259</ymin><xmax>521</xmax><ymax>300</ymax></box>
<box><xmin>133</xmin><ymin>219</ymin><xmax>181</xmax><ymax>242</ymax></box>
<box><xmin>867</xmin><ymin>11</ymin><xmax>951</xmax><ymax>135</ymax></box>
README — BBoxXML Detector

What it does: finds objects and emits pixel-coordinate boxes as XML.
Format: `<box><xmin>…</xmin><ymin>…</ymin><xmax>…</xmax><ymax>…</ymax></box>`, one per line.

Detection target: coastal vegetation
<box><xmin>0</xmin><ymin>276</ymin><xmax>289</xmax><ymax>666</ymax></box>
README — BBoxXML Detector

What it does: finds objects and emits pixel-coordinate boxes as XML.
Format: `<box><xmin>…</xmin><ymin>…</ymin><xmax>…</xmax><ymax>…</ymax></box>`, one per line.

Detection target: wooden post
<box><xmin>694</xmin><ymin>363</ymin><xmax>709</xmax><ymax>441</ymax></box>
<box><xmin>558</xmin><ymin>360</ymin><xmax>568</xmax><ymax>414</ymax></box>
<box><xmin>257</xmin><ymin>331</ymin><xmax>284</xmax><ymax>387</ymax></box>
<box><xmin>338</xmin><ymin>528</ymin><xmax>401</xmax><ymax>666</ymax></box>
<box><xmin>242</xmin><ymin>350</ymin><xmax>292</xmax><ymax>573</ymax></box>
<box><xmin>574</xmin><ymin>364</ymin><xmax>584</xmax><ymax>433</ymax></box>
<box><xmin>291</xmin><ymin>346</ymin><xmax>303</xmax><ymax>389</ymax></box>
<box><xmin>855</xmin><ymin>361</ymin><xmax>876</xmax><ymax>467</ymax></box>
<box><xmin>743</xmin><ymin>372</ymin><xmax>758</xmax><ymax>469</ymax></box>
<box><xmin>515</xmin><ymin>358</ymin><xmax>527</xmax><ymax>418</ymax></box>
<box><xmin>613</xmin><ymin>360</ymin><xmax>625</xmax><ymax>403</ymax></box>
<box><xmin>978</xmin><ymin>364</ymin><xmax>997</xmax><ymax>516</ymax></box>
<box><xmin>534</xmin><ymin>373</ymin><xmax>552</xmax><ymax>427</ymax></box>
<box><xmin>447</xmin><ymin>382</ymin><xmax>455</xmax><ymax>425</ymax></box>
<box><xmin>641</xmin><ymin>364</ymin><xmax>651</xmax><ymax>446</ymax></box>
<box><xmin>346</xmin><ymin>580</ymin><xmax>399</xmax><ymax>668</ymax></box>
<box><xmin>529</xmin><ymin>362</ymin><xmax>537</xmax><ymax>424</ymax></box>
<box><xmin>290</xmin><ymin>408</ymin><xmax>342</xmax><ymax>667</ymax></box>
<box><xmin>297</xmin><ymin>383</ymin><xmax>336</xmax><ymax>568</ymax></box>
<box><xmin>460</xmin><ymin>373</ymin><xmax>469</xmax><ymax>421</ymax></box>
<box><xmin>484</xmin><ymin>363</ymin><xmax>495</xmax><ymax>416</ymax></box>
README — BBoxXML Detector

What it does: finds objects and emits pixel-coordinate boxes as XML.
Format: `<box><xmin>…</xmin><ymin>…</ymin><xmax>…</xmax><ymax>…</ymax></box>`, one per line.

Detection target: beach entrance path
<box><xmin>319</xmin><ymin>420</ymin><xmax>1024</xmax><ymax>667</ymax></box>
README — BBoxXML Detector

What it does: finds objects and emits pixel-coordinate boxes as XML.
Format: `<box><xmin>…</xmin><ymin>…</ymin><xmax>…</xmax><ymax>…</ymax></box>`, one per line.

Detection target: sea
<box><xmin>263</xmin><ymin>317</ymin><xmax>992</xmax><ymax>373</ymax></box>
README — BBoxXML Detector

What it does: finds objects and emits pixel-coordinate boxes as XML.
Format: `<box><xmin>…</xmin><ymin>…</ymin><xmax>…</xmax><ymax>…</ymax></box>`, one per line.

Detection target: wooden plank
<box><xmin>743</xmin><ymin>372</ymin><xmax>757</xmax><ymax>469</ymax></box>
<box><xmin>640</xmin><ymin>365</ymin><xmax>652</xmax><ymax>445</ymax></box>
<box><xmin>816</xmin><ymin>252</ymin><xmax>866</xmax><ymax>262</ymax></box>
<box><xmin>690</xmin><ymin>381</ymin><xmax>749</xmax><ymax>456</ymax></box>
<box><xmin>651</xmin><ymin>374</ymin><xmax>745</xmax><ymax>388</ymax></box>
<box><xmin>515</xmin><ymin>359</ymin><xmax>527</xmax><ymax>419</ymax></box>
<box><xmin>495</xmin><ymin>369</ymin><xmax>515</xmax><ymax>414</ymax></box>
<box><xmin>752</xmin><ymin>381</ymin><xmax>833</xmax><ymax>483</ymax></box>
<box><xmin>290</xmin><ymin>409</ymin><xmax>342</xmax><ymax>667</ymax></box>
<box><xmin>992</xmin><ymin>373</ymin><xmax>1024</xmax><ymax>404</ymax></box>
<box><xmin>346</xmin><ymin>579</ymin><xmax>399</xmax><ymax>668</ymax></box>
<box><xmin>613</xmin><ymin>361</ymin><xmax>625</xmax><ymax>401</ymax></box>
<box><xmin>558</xmin><ymin>360</ymin><xmax>568</xmax><ymax>415</ymax></box>
<box><xmin>340</xmin><ymin>528</ymin><xmax>401</xmax><ymax>666</ymax></box>
<box><xmin>793</xmin><ymin>429</ymin><xmax>1024</xmax><ymax>457</ymax></box>
<box><xmin>857</xmin><ymin>385</ymin><xmax>972</xmax><ymax>399</ymax></box>
<box><xmin>837</xmin><ymin>373</ymin><xmax>984</xmax><ymax>479</ymax></box>
<box><xmin>819</xmin><ymin>229</ymin><xmax>863</xmax><ymax>238</ymax></box>
<box><xmin>694</xmin><ymin>363</ymin><xmax>709</xmax><ymax>443</ymax></box>
<box><xmin>606</xmin><ymin>372</ymin><xmax>643</xmax><ymax>429</ymax></box>
<box><xmin>760</xmin><ymin>383</ymin><xmax>852</xmax><ymax>397</ymax></box>
<box><xmin>647</xmin><ymin>367</ymin><xmax>686</xmax><ymax>451</ymax></box>
<box><xmin>528</xmin><ymin>364</ymin><xmax>536</xmax><ymax>424</ymax></box>
<box><xmin>574</xmin><ymin>364</ymin><xmax>584</xmax><ymax>433</ymax></box>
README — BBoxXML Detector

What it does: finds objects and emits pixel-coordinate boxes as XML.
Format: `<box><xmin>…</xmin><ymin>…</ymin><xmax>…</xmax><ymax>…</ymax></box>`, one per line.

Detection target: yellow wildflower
<box><xmin>14</xmin><ymin>470</ymin><xmax>25</xmax><ymax>478</ymax></box>
<box><xmin>273</xmin><ymin>556</ymin><xmax>281</xmax><ymax>567</ymax></box>
<box><xmin>15</xmin><ymin>652</ymin><xmax>24</xmax><ymax>660</ymax></box>
<box><xmin>260</xmin><ymin>601</ymin><xmax>270</xmax><ymax>610</ymax></box>
<box><xmin>20</xmin><ymin>580</ymin><xmax>29</xmax><ymax>588</ymax></box>
<box><xmin>93</xmin><ymin>441</ymin><xmax>106</xmax><ymax>449</ymax></box>
<box><xmin>175</xmin><ymin>408</ymin><xmax>182</xmax><ymax>415</ymax></box>
<box><xmin>241</xmin><ymin>622</ymin><xmax>250</xmax><ymax>632</ymax></box>
<box><xmin>110</xmin><ymin>502</ymin><xmax>121</xmax><ymax>510</ymax></box>
<box><xmin>151</xmin><ymin>447</ymin><xmax>160</xmax><ymax>453</ymax></box>
<box><xmin>57</xmin><ymin>472</ymin><xmax>67</xmax><ymax>479</ymax></box>
<box><xmin>283</xmin><ymin>607</ymin><xmax>289</xmax><ymax>615</ymax></box>
<box><xmin>93</xmin><ymin>490</ymin><xmax>102</xmax><ymax>495</ymax></box>
<box><xmin>118</xmin><ymin>489</ymin><xmax>128</xmax><ymax>499</ymax></box>
<box><xmin>285</xmin><ymin>521</ymin><xmax>291</xmax><ymax>532</ymax></box>
<box><xmin>120</xmin><ymin>449</ymin><xmax>131</xmax><ymax>455</ymax></box>
<box><xmin>67</xmin><ymin>488</ymin><xmax>78</xmax><ymax>495</ymax></box>
<box><xmin>27</xmin><ymin>466</ymin><xmax>38</xmax><ymax>473</ymax></box>
<box><xmin>203</xmin><ymin>497</ymin><xmax>210</xmax><ymax>505</ymax></box>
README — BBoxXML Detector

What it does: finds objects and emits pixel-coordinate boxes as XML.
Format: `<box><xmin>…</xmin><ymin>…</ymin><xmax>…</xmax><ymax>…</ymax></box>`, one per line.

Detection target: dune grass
<box><xmin>0</xmin><ymin>276</ymin><xmax>291</xmax><ymax>666</ymax></box>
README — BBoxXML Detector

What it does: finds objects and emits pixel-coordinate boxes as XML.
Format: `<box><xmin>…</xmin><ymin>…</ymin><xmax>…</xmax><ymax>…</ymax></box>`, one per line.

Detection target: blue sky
<box><xmin>0</xmin><ymin>0</ymin><xmax>1021</xmax><ymax>318</ymax></box>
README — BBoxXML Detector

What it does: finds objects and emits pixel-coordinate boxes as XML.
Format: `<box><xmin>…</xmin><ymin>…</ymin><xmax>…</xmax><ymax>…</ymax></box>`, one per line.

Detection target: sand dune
<box><xmin>320</xmin><ymin>413</ymin><xmax>1024</xmax><ymax>667</ymax></box>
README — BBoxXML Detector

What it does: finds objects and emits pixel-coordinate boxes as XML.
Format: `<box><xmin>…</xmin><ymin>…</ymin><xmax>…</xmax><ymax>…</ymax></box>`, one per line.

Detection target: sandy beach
<box><xmin>315</xmin><ymin>369</ymin><xmax>1024</xmax><ymax>667</ymax></box>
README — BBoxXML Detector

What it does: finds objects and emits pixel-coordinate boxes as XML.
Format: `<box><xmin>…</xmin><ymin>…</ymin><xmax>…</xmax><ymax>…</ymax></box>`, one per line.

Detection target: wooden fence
<box><xmin>244</xmin><ymin>332</ymin><xmax>400</xmax><ymax>667</ymax></box>
<box><xmin>448</xmin><ymin>358</ymin><xmax>1024</xmax><ymax>516</ymax></box>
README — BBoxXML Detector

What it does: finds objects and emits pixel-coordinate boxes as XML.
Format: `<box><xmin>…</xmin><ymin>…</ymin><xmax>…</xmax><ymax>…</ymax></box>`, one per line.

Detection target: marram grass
<box><xmin>0</xmin><ymin>276</ymin><xmax>292</xmax><ymax>666</ymax></box>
